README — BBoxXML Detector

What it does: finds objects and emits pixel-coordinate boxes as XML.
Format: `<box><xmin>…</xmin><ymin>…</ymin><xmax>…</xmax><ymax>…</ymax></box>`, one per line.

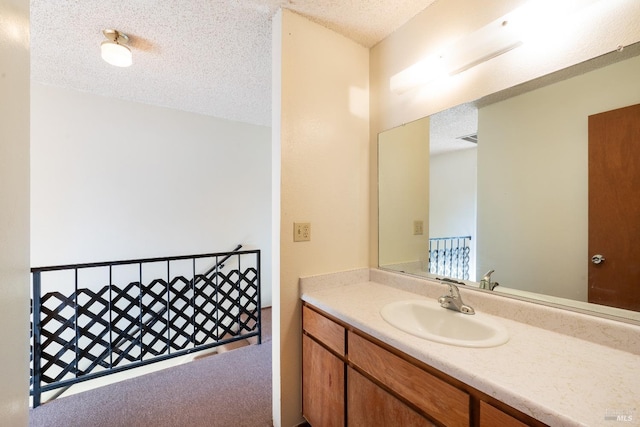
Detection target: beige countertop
<box><xmin>300</xmin><ymin>269</ymin><xmax>640</xmax><ymax>427</ymax></box>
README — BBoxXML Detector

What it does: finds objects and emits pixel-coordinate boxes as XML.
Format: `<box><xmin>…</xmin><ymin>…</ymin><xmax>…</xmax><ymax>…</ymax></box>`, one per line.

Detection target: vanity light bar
<box><xmin>390</xmin><ymin>0</ymin><xmax>605</xmax><ymax>94</ymax></box>
<box><xmin>444</xmin><ymin>18</ymin><xmax>522</xmax><ymax>76</ymax></box>
<box><xmin>390</xmin><ymin>15</ymin><xmax>523</xmax><ymax>94</ymax></box>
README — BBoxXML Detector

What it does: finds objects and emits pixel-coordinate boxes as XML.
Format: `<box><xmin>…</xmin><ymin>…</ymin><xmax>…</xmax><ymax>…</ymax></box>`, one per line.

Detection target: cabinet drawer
<box><xmin>348</xmin><ymin>331</ymin><xmax>469</xmax><ymax>427</ymax></box>
<box><xmin>303</xmin><ymin>305</ymin><xmax>345</xmax><ymax>356</ymax></box>
<box><xmin>480</xmin><ymin>401</ymin><xmax>529</xmax><ymax>427</ymax></box>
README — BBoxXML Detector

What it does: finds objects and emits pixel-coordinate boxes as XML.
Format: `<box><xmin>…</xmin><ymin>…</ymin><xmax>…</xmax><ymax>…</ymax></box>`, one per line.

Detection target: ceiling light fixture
<box><xmin>101</xmin><ymin>29</ymin><xmax>132</xmax><ymax>67</ymax></box>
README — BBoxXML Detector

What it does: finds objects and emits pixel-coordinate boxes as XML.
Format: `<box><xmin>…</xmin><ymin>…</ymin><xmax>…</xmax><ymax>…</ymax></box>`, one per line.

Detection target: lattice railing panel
<box><xmin>39</xmin><ymin>292</ymin><xmax>77</xmax><ymax>384</ymax></box>
<box><xmin>111</xmin><ymin>281</ymin><xmax>142</xmax><ymax>366</ymax></box>
<box><xmin>238</xmin><ymin>267</ymin><xmax>259</xmax><ymax>335</ymax></box>
<box><xmin>193</xmin><ymin>274</ymin><xmax>219</xmax><ymax>345</ymax></box>
<box><xmin>168</xmin><ymin>276</ymin><xmax>194</xmax><ymax>352</ymax></box>
<box><xmin>216</xmin><ymin>269</ymin><xmax>241</xmax><ymax>339</ymax></box>
<box><xmin>31</xmin><ymin>249</ymin><xmax>261</xmax><ymax>407</ymax></box>
<box><xmin>428</xmin><ymin>236</ymin><xmax>472</xmax><ymax>280</ymax></box>
<box><xmin>76</xmin><ymin>286</ymin><xmax>111</xmax><ymax>376</ymax></box>
<box><xmin>140</xmin><ymin>278</ymin><xmax>171</xmax><ymax>359</ymax></box>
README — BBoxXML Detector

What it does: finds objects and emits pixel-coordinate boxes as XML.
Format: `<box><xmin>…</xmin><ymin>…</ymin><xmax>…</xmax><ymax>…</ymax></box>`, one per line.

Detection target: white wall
<box><xmin>477</xmin><ymin>54</ymin><xmax>640</xmax><ymax>301</ymax></box>
<box><xmin>0</xmin><ymin>0</ymin><xmax>30</xmax><ymax>424</ymax></box>
<box><xmin>273</xmin><ymin>9</ymin><xmax>369</xmax><ymax>427</ymax></box>
<box><xmin>370</xmin><ymin>0</ymin><xmax>640</xmax><ymax>266</ymax></box>
<box><xmin>430</xmin><ymin>148</ymin><xmax>477</xmax><ymax>280</ymax></box>
<box><xmin>429</xmin><ymin>149</ymin><xmax>477</xmax><ymax>239</ymax></box>
<box><xmin>31</xmin><ymin>84</ymin><xmax>273</xmax><ymax>306</ymax></box>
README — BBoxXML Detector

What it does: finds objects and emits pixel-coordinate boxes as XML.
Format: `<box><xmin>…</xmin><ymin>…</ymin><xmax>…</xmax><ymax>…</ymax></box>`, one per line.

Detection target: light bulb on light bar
<box><xmin>506</xmin><ymin>0</ymin><xmax>603</xmax><ymax>46</ymax></box>
<box><xmin>390</xmin><ymin>54</ymin><xmax>447</xmax><ymax>94</ymax></box>
<box><xmin>444</xmin><ymin>18</ymin><xmax>522</xmax><ymax>76</ymax></box>
<box><xmin>101</xmin><ymin>29</ymin><xmax>132</xmax><ymax>67</ymax></box>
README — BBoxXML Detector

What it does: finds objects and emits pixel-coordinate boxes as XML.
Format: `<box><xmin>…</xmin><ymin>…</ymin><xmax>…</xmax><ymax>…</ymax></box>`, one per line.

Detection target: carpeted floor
<box><xmin>29</xmin><ymin>308</ymin><xmax>272</xmax><ymax>427</ymax></box>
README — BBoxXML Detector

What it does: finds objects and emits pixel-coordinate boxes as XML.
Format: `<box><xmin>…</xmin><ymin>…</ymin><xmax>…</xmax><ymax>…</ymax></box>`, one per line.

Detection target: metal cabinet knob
<box><xmin>591</xmin><ymin>254</ymin><xmax>605</xmax><ymax>264</ymax></box>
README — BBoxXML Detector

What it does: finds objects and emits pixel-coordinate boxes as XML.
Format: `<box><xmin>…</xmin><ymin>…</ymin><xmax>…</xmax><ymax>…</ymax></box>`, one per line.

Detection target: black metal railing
<box><xmin>30</xmin><ymin>247</ymin><xmax>260</xmax><ymax>407</ymax></box>
<box><xmin>428</xmin><ymin>236</ymin><xmax>471</xmax><ymax>280</ymax></box>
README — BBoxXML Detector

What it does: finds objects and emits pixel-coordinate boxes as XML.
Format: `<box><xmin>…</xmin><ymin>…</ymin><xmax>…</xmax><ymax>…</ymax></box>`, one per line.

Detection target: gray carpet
<box><xmin>30</xmin><ymin>309</ymin><xmax>272</xmax><ymax>427</ymax></box>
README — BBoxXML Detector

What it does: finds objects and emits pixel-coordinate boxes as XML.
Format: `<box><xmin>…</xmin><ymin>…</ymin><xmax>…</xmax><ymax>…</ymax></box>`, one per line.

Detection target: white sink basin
<box><xmin>380</xmin><ymin>299</ymin><xmax>509</xmax><ymax>348</ymax></box>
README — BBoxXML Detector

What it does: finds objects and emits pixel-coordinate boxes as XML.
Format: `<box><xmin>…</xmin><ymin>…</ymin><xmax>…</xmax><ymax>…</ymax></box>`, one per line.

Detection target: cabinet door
<box><xmin>348</xmin><ymin>367</ymin><xmax>435</xmax><ymax>427</ymax></box>
<box><xmin>302</xmin><ymin>334</ymin><xmax>345</xmax><ymax>427</ymax></box>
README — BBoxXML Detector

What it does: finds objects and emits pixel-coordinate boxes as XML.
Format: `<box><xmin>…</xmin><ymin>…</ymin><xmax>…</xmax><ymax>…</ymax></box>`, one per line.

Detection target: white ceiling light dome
<box><xmin>101</xmin><ymin>29</ymin><xmax>132</xmax><ymax>67</ymax></box>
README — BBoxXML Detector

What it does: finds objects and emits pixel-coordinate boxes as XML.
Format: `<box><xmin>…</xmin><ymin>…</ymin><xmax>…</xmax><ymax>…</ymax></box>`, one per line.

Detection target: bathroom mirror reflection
<box><xmin>378</xmin><ymin>42</ymin><xmax>640</xmax><ymax>322</ymax></box>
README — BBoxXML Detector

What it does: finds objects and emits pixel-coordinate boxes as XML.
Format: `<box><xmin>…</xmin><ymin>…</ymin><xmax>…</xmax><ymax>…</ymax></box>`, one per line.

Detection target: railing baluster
<box><xmin>32</xmin><ymin>271</ymin><xmax>42</xmax><ymax>408</ymax></box>
<box><xmin>236</xmin><ymin>254</ymin><xmax>241</xmax><ymax>336</ymax></box>
<box><xmin>191</xmin><ymin>258</ymin><xmax>195</xmax><ymax>348</ymax></box>
<box><xmin>215</xmin><ymin>255</ymin><xmax>220</xmax><ymax>340</ymax></box>
<box><xmin>74</xmin><ymin>268</ymin><xmax>79</xmax><ymax>379</ymax></box>
<box><xmin>166</xmin><ymin>259</ymin><xmax>170</xmax><ymax>354</ymax></box>
<box><xmin>109</xmin><ymin>265</ymin><xmax>113</xmax><ymax>370</ymax></box>
<box><xmin>138</xmin><ymin>262</ymin><xmax>143</xmax><ymax>362</ymax></box>
<box><xmin>438</xmin><ymin>239</ymin><xmax>442</xmax><ymax>275</ymax></box>
<box><xmin>256</xmin><ymin>250</ymin><xmax>262</xmax><ymax>345</ymax></box>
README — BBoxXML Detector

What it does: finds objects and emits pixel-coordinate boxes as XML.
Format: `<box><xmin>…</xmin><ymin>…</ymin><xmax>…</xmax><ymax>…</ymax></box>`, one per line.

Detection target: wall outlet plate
<box><xmin>413</xmin><ymin>220</ymin><xmax>424</xmax><ymax>235</ymax></box>
<box><xmin>294</xmin><ymin>222</ymin><xmax>311</xmax><ymax>242</ymax></box>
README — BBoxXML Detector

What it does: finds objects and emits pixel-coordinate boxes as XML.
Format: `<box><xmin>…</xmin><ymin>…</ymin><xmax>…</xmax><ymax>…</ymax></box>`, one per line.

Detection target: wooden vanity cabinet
<box><xmin>301</xmin><ymin>303</ymin><xmax>546</xmax><ymax>427</ymax></box>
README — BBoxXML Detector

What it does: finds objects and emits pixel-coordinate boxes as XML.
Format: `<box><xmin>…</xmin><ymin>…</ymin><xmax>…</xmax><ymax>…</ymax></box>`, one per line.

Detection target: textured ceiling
<box><xmin>30</xmin><ymin>0</ymin><xmax>438</xmax><ymax>127</ymax></box>
<box><xmin>429</xmin><ymin>103</ymin><xmax>478</xmax><ymax>156</ymax></box>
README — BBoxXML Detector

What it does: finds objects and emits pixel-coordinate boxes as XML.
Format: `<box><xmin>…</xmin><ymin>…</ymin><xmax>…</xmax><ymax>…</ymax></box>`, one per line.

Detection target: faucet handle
<box><xmin>438</xmin><ymin>283</ymin><xmax>475</xmax><ymax>315</ymax></box>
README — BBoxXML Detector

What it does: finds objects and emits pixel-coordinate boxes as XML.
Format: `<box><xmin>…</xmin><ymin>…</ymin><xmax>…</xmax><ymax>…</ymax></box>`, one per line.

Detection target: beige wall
<box><xmin>0</xmin><ymin>0</ymin><xmax>30</xmax><ymax>424</ymax></box>
<box><xmin>378</xmin><ymin>118</ymin><xmax>429</xmax><ymax>266</ymax></box>
<box><xmin>369</xmin><ymin>0</ymin><xmax>640</xmax><ymax>267</ymax></box>
<box><xmin>273</xmin><ymin>9</ymin><xmax>369</xmax><ymax>426</ymax></box>
<box><xmin>478</xmin><ymin>54</ymin><xmax>640</xmax><ymax>301</ymax></box>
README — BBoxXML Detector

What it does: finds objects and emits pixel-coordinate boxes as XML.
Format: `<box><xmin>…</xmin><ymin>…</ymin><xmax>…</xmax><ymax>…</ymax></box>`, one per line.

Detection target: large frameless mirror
<box><xmin>378</xmin><ymin>42</ymin><xmax>640</xmax><ymax>323</ymax></box>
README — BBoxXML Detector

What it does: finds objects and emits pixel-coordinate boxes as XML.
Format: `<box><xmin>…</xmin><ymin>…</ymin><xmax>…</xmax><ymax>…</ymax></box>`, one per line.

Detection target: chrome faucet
<box><xmin>438</xmin><ymin>283</ymin><xmax>475</xmax><ymax>315</ymax></box>
<box><xmin>479</xmin><ymin>269</ymin><xmax>499</xmax><ymax>290</ymax></box>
